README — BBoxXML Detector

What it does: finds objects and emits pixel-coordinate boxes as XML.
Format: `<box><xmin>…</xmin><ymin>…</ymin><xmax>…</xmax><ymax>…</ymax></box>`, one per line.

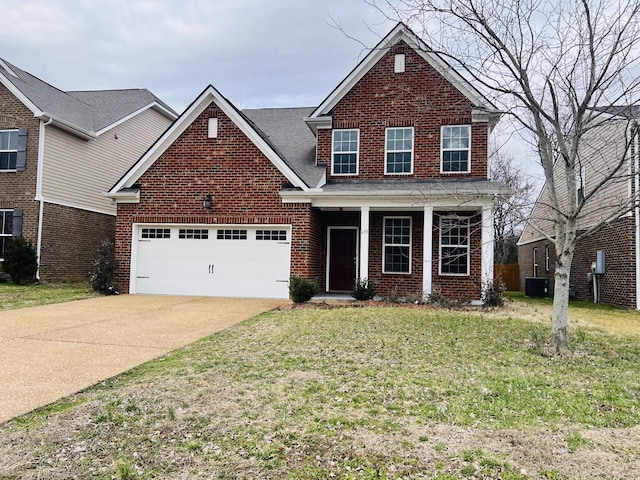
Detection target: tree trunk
<box><xmin>552</xmin><ymin>260</ymin><xmax>572</xmax><ymax>352</ymax></box>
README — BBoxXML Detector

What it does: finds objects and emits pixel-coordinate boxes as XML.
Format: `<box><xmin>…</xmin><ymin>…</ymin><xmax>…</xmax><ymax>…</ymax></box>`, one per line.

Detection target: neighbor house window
<box><xmin>0</xmin><ymin>209</ymin><xmax>13</xmax><ymax>259</ymax></box>
<box><xmin>0</xmin><ymin>130</ymin><xmax>18</xmax><ymax>170</ymax></box>
<box><xmin>533</xmin><ymin>247</ymin><xmax>539</xmax><ymax>277</ymax></box>
<box><xmin>332</xmin><ymin>129</ymin><xmax>359</xmax><ymax>175</ymax></box>
<box><xmin>441</xmin><ymin>125</ymin><xmax>470</xmax><ymax>173</ymax></box>
<box><xmin>383</xmin><ymin>217</ymin><xmax>411</xmax><ymax>274</ymax></box>
<box><xmin>439</xmin><ymin>216</ymin><xmax>470</xmax><ymax>275</ymax></box>
<box><xmin>385</xmin><ymin>127</ymin><xmax>414</xmax><ymax>174</ymax></box>
<box><xmin>545</xmin><ymin>244</ymin><xmax>550</xmax><ymax>272</ymax></box>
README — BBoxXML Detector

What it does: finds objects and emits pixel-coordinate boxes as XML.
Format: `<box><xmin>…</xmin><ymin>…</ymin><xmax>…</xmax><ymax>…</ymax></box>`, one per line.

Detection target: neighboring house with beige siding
<box><xmin>518</xmin><ymin>107</ymin><xmax>640</xmax><ymax>308</ymax></box>
<box><xmin>0</xmin><ymin>58</ymin><xmax>177</xmax><ymax>281</ymax></box>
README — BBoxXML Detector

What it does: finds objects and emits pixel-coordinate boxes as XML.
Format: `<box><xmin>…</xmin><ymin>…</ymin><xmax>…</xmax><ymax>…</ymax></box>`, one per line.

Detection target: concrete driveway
<box><xmin>0</xmin><ymin>295</ymin><xmax>283</xmax><ymax>424</ymax></box>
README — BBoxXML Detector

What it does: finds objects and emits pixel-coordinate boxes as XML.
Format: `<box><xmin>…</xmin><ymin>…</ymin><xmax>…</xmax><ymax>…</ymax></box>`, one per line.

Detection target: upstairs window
<box><xmin>439</xmin><ymin>217</ymin><xmax>470</xmax><ymax>275</ymax></box>
<box><xmin>0</xmin><ymin>209</ymin><xmax>13</xmax><ymax>259</ymax></box>
<box><xmin>441</xmin><ymin>125</ymin><xmax>470</xmax><ymax>173</ymax></box>
<box><xmin>0</xmin><ymin>130</ymin><xmax>18</xmax><ymax>171</ymax></box>
<box><xmin>385</xmin><ymin>127</ymin><xmax>413</xmax><ymax>175</ymax></box>
<box><xmin>332</xmin><ymin>129</ymin><xmax>359</xmax><ymax>175</ymax></box>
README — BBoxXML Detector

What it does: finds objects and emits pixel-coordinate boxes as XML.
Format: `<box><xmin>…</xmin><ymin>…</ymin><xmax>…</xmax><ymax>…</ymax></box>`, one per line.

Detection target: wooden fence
<box><xmin>494</xmin><ymin>264</ymin><xmax>520</xmax><ymax>291</ymax></box>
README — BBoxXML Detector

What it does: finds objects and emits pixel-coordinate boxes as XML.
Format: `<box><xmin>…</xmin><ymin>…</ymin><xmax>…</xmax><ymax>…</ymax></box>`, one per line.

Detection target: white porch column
<box><xmin>359</xmin><ymin>206</ymin><xmax>370</xmax><ymax>281</ymax></box>
<box><xmin>481</xmin><ymin>205</ymin><xmax>494</xmax><ymax>285</ymax></box>
<box><xmin>423</xmin><ymin>206</ymin><xmax>433</xmax><ymax>297</ymax></box>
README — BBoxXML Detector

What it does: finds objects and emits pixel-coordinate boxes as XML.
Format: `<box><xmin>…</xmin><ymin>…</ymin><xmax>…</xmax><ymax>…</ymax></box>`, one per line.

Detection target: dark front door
<box><xmin>328</xmin><ymin>228</ymin><xmax>357</xmax><ymax>291</ymax></box>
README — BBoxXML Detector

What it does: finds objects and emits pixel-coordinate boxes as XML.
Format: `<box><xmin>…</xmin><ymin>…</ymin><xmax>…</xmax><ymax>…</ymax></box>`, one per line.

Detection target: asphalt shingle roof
<box><xmin>0</xmin><ymin>58</ymin><xmax>176</xmax><ymax>135</ymax></box>
<box><xmin>242</xmin><ymin>107</ymin><xmax>325</xmax><ymax>188</ymax></box>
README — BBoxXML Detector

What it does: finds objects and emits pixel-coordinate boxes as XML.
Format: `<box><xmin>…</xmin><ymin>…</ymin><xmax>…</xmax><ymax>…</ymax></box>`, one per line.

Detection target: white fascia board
<box><xmin>110</xmin><ymin>85</ymin><xmax>309</xmax><ymax>194</ymax></box>
<box><xmin>95</xmin><ymin>102</ymin><xmax>178</xmax><ymax>137</ymax></box>
<box><xmin>280</xmin><ymin>190</ymin><xmax>495</xmax><ymax>209</ymax></box>
<box><xmin>0</xmin><ymin>72</ymin><xmax>44</xmax><ymax>117</ymax></box>
<box><xmin>303</xmin><ymin>115</ymin><xmax>332</xmax><ymax>135</ymax></box>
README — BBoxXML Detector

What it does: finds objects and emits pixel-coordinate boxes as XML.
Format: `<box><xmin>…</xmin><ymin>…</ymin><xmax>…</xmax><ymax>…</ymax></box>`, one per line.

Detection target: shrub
<box><xmin>481</xmin><ymin>278</ymin><xmax>506</xmax><ymax>307</ymax></box>
<box><xmin>351</xmin><ymin>278</ymin><xmax>376</xmax><ymax>301</ymax></box>
<box><xmin>89</xmin><ymin>239</ymin><xmax>118</xmax><ymax>295</ymax></box>
<box><xmin>2</xmin><ymin>237</ymin><xmax>38</xmax><ymax>285</ymax></box>
<box><xmin>289</xmin><ymin>276</ymin><xmax>319</xmax><ymax>303</ymax></box>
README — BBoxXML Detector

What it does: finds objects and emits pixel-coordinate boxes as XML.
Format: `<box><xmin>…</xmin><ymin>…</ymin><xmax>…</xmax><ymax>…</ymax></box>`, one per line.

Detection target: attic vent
<box><xmin>208</xmin><ymin>117</ymin><xmax>218</xmax><ymax>138</ymax></box>
<box><xmin>394</xmin><ymin>54</ymin><xmax>405</xmax><ymax>74</ymax></box>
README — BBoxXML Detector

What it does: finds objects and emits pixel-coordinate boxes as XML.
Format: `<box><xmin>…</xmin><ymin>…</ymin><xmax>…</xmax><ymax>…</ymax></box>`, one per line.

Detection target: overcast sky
<box><xmin>1</xmin><ymin>0</ymin><xmax>396</xmax><ymax>112</ymax></box>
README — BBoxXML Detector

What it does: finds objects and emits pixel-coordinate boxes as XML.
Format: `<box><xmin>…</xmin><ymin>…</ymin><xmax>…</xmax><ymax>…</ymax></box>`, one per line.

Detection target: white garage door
<box><xmin>134</xmin><ymin>225</ymin><xmax>291</xmax><ymax>298</ymax></box>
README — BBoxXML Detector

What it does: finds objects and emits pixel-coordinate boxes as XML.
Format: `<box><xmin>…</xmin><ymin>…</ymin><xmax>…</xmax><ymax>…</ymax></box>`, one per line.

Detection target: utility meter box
<box><xmin>595</xmin><ymin>250</ymin><xmax>606</xmax><ymax>275</ymax></box>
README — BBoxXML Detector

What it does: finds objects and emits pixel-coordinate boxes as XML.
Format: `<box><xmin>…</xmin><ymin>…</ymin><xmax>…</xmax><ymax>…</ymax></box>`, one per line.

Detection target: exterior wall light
<box><xmin>203</xmin><ymin>194</ymin><xmax>213</xmax><ymax>209</ymax></box>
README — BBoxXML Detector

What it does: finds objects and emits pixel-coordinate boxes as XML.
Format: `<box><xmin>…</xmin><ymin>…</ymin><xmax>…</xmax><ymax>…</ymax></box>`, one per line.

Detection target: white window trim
<box><xmin>384</xmin><ymin>126</ymin><xmax>414</xmax><ymax>175</ymax></box>
<box><xmin>438</xmin><ymin>216</ymin><xmax>470</xmax><ymax>276</ymax></box>
<box><xmin>0</xmin><ymin>129</ymin><xmax>18</xmax><ymax>172</ymax></box>
<box><xmin>382</xmin><ymin>216</ymin><xmax>412</xmax><ymax>275</ymax></box>
<box><xmin>545</xmin><ymin>244</ymin><xmax>550</xmax><ymax>272</ymax></box>
<box><xmin>0</xmin><ymin>209</ymin><xmax>14</xmax><ymax>260</ymax></box>
<box><xmin>440</xmin><ymin>125</ymin><xmax>471</xmax><ymax>174</ymax></box>
<box><xmin>331</xmin><ymin>128</ymin><xmax>359</xmax><ymax>176</ymax></box>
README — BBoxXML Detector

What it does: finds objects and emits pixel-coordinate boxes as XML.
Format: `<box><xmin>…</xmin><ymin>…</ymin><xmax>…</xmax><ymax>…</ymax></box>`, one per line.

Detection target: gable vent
<box><xmin>394</xmin><ymin>54</ymin><xmax>406</xmax><ymax>74</ymax></box>
<box><xmin>208</xmin><ymin>117</ymin><xmax>218</xmax><ymax>138</ymax></box>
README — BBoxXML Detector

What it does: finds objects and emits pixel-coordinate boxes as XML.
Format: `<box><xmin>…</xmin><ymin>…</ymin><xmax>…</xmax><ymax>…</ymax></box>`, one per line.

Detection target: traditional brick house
<box><xmin>109</xmin><ymin>23</ymin><xmax>509</xmax><ymax>300</ymax></box>
<box><xmin>0</xmin><ymin>58</ymin><xmax>177</xmax><ymax>280</ymax></box>
<box><xmin>518</xmin><ymin>106</ymin><xmax>640</xmax><ymax>309</ymax></box>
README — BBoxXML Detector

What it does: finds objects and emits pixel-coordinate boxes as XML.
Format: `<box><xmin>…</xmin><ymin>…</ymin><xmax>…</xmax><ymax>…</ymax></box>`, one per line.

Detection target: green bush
<box><xmin>289</xmin><ymin>276</ymin><xmax>319</xmax><ymax>303</ymax></box>
<box><xmin>89</xmin><ymin>239</ymin><xmax>118</xmax><ymax>295</ymax></box>
<box><xmin>351</xmin><ymin>277</ymin><xmax>376</xmax><ymax>301</ymax></box>
<box><xmin>2</xmin><ymin>237</ymin><xmax>38</xmax><ymax>285</ymax></box>
<box><xmin>481</xmin><ymin>278</ymin><xmax>506</xmax><ymax>307</ymax></box>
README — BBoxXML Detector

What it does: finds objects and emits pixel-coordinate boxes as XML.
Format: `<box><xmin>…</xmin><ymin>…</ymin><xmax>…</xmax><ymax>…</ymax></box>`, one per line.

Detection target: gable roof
<box><xmin>109</xmin><ymin>85</ymin><xmax>315</xmax><ymax>197</ymax></box>
<box><xmin>0</xmin><ymin>58</ymin><xmax>177</xmax><ymax>138</ymax></box>
<box><xmin>309</xmin><ymin>22</ymin><xmax>499</xmax><ymax>122</ymax></box>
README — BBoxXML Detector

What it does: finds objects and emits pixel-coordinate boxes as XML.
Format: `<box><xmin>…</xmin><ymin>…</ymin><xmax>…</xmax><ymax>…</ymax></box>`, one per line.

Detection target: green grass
<box><xmin>0</xmin><ymin>282</ymin><xmax>98</xmax><ymax>310</ymax></box>
<box><xmin>0</xmin><ymin>306</ymin><xmax>639</xmax><ymax>478</ymax></box>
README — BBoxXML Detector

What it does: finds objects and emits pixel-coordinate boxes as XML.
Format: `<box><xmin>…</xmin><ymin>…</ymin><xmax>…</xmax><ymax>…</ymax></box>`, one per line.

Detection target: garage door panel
<box><xmin>134</xmin><ymin>225</ymin><xmax>291</xmax><ymax>299</ymax></box>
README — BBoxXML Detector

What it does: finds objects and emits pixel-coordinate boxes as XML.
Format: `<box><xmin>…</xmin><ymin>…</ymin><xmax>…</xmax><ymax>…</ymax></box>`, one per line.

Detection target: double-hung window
<box><xmin>383</xmin><ymin>217</ymin><xmax>411</xmax><ymax>274</ymax></box>
<box><xmin>0</xmin><ymin>210</ymin><xmax>13</xmax><ymax>259</ymax></box>
<box><xmin>385</xmin><ymin>127</ymin><xmax>413</xmax><ymax>174</ymax></box>
<box><xmin>441</xmin><ymin>125</ymin><xmax>470</xmax><ymax>173</ymax></box>
<box><xmin>0</xmin><ymin>130</ymin><xmax>18</xmax><ymax>171</ymax></box>
<box><xmin>439</xmin><ymin>216</ymin><xmax>470</xmax><ymax>275</ymax></box>
<box><xmin>332</xmin><ymin>129</ymin><xmax>359</xmax><ymax>175</ymax></box>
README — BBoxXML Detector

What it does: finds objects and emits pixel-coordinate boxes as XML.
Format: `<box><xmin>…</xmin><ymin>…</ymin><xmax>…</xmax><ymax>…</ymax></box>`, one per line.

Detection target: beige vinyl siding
<box><xmin>41</xmin><ymin>108</ymin><xmax>172</xmax><ymax>215</ymax></box>
<box><xmin>520</xmin><ymin>119</ymin><xmax>633</xmax><ymax>245</ymax></box>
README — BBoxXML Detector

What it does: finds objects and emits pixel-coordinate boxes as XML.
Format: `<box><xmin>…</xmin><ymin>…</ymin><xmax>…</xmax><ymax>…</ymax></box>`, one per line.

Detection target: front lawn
<box><xmin>0</xmin><ymin>305</ymin><xmax>638</xmax><ymax>479</ymax></box>
<box><xmin>0</xmin><ymin>282</ymin><xmax>98</xmax><ymax>310</ymax></box>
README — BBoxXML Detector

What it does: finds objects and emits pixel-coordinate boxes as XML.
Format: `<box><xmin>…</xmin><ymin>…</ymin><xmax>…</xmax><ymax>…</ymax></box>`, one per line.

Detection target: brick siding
<box><xmin>316</xmin><ymin>42</ymin><xmax>488</xmax><ymax>181</ymax></box>
<box><xmin>39</xmin><ymin>202</ymin><xmax>115</xmax><ymax>281</ymax></box>
<box><xmin>0</xmin><ymin>84</ymin><xmax>41</xmax><ymax>246</ymax></box>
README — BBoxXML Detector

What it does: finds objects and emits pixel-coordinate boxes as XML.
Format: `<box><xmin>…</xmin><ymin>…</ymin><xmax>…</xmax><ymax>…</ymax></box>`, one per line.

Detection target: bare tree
<box><xmin>368</xmin><ymin>0</ymin><xmax>640</xmax><ymax>349</ymax></box>
<box><xmin>491</xmin><ymin>149</ymin><xmax>535</xmax><ymax>264</ymax></box>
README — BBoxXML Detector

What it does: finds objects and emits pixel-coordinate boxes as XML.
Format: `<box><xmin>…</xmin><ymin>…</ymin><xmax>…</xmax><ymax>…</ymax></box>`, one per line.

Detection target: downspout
<box><xmin>634</xmin><ymin>123</ymin><xmax>640</xmax><ymax>310</ymax></box>
<box><xmin>35</xmin><ymin>116</ymin><xmax>52</xmax><ymax>280</ymax></box>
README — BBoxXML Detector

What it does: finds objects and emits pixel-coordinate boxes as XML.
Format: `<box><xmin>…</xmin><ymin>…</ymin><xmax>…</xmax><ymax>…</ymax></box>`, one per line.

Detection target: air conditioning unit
<box><xmin>525</xmin><ymin>277</ymin><xmax>549</xmax><ymax>297</ymax></box>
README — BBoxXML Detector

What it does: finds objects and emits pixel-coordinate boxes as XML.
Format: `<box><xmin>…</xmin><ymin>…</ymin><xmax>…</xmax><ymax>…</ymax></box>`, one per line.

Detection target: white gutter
<box><xmin>634</xmin><ymin>123</ymin><xmax>640</xmax><ymax>310</ymax></box>
<box><xmin>35</xmin><ymin>116</ymin><xmax>53</xmax><ymax>280</ymax></box>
